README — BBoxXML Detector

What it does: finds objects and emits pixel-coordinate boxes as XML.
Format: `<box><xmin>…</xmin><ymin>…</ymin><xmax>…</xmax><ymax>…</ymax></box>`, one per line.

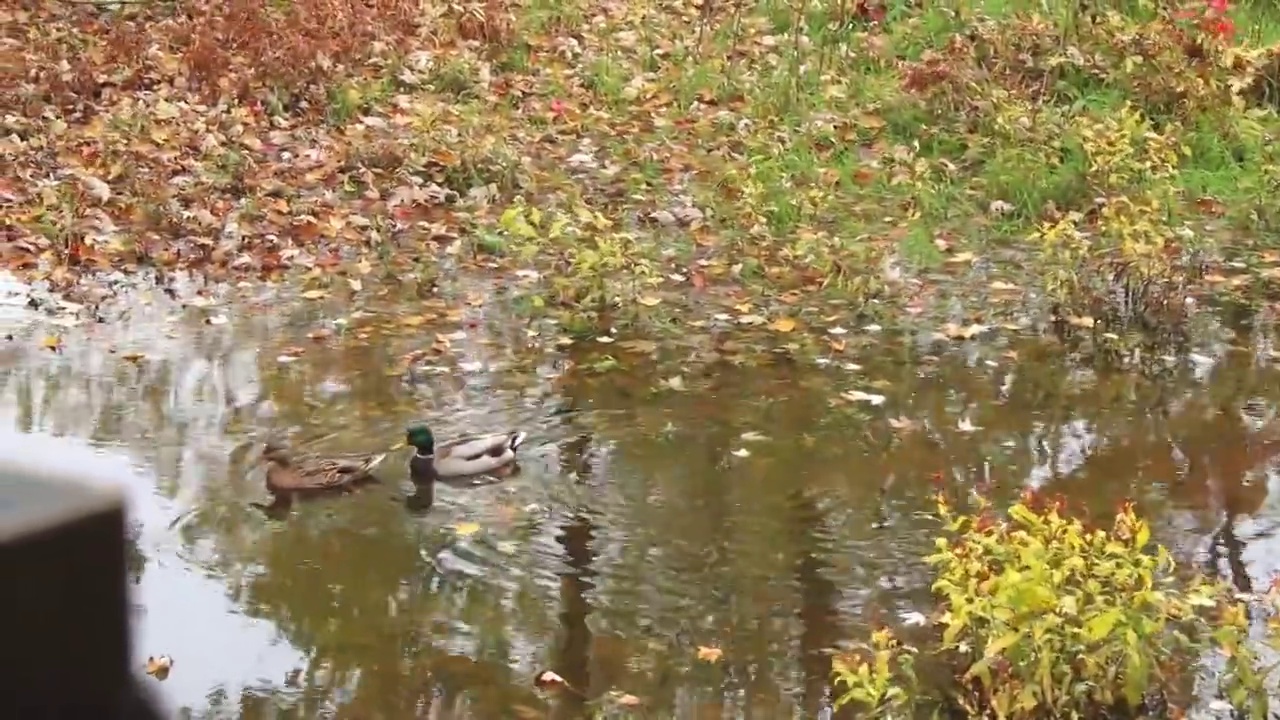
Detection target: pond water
<box><xmin>6</xmin><ymin>270</ymin><xmax>1280</xmax><ymax>718</ymax></box>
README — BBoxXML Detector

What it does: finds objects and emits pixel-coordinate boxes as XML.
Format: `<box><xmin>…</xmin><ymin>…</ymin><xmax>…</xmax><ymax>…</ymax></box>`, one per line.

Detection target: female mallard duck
<box><xmin>405</xmin><ymin>424</ymin><xmax>527</xmax><ymax>485</ymax></box>
<box><xmin>260</xmin><ymin>441</ymin><xmax>388</xmax><ymax>497</ymax></box>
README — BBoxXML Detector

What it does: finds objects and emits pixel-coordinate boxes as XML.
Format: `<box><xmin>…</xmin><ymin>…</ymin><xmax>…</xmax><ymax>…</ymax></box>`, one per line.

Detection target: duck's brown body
<box><xmin>262</xmin><ymin>442</ymin><xmax>387</xmax><ymax>496</ymax></box>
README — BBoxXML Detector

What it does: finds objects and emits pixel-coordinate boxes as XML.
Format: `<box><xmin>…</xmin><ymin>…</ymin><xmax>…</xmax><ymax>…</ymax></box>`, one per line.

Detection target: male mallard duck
<box><xmin>405</xmin><ymin>424</ymin><xmax>527</xmax><ymax>484</ymax></box>
<box><xmin>260</xmin><ymin>441</ymin><xmax>388</xmax><ymax>497</ymax></box>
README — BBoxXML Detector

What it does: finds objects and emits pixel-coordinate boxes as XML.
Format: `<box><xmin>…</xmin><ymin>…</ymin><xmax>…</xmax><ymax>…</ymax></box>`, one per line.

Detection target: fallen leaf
<box><xmin>730</xmin><ymin>448</ymin><xmax>750</xmax><ymax>458</ymax></box>
<box><xmin>637</xmin><ymin>295</ymin><xmax>662</xmax><ymax>307</ymax></box>
<box><xmin>120</xmin><ymin>351</ymin><xmax>146</xmax><ymax>363</ymax></box>
<box><xmin>307</xmin><ymin>328</ymin><xmax>333</xmax><ymax>341</ymax></box>
<box><xmin>843</xmin><ymin>390</ymin><xmax>887</xmax><ymax>406</ymax></box>
<box><xmin>454</xmin><ymin>521</ymin><xmax>481</xmax><ymax>537</ymax></box>
<box><xmin>301</xmin><ymin>289</ymin><xmax>328</xmax><ymax>300</ymax></box>
<box><xmin>769</xmin><ymin>317</ymin><xmax>797</xmax><ymax>333</ymax></box>
<box><xmin>41</xmin><ymin>335</ymin><xmax>62</xmax><ymax>352</ymax></box>
<box><xmin>887</xmin><ymin>416</ymin><xmax>917</xmax><ymax>432</ymax></box>
<box><xmin>664</xmin><ymin>375</ymin><xmax>687</xmax><ymax>392</ymax></box>
<box><xmin>145</xmin><ymin>655</ymin><xmax>173</xmax><ymax>680</ymax></box>
<box><xmin>939</xmin><ymin>322</ymin><xmax>990</xmax><ymax>341</ymax></box>
<box><xmin>945</xmin><ymin>251</ymin><xmax>976</xmax><ymax>264</ymax></box>
<box><xmin>534</xmin><ymin>669</ymin><xmax>568</xmax><ymax>689</ymax></box>
<box><xmin>696</xmin><ymin>646</ymin><xmax>724</xmax><ymax>663</ymax></box>
<box><xmin>616</xmin><ymin>693</ymin><xmax>642</xmax><ymax>707</ymax></box>
<box><xmin>619</xmin><ymin>339</ymin><xmax>658</xmax><ymax>353</ymax></box>
<box><xmin>989</xmin><ymin>280</ymin><xmax>1020</xmax><ymax>291</ymax></box>
<box><xmin>81</xmin><ymin>174</ymin><xmax>112</xmax><ymax>203</ymax></box>
<box><xmin>957</xmin><ymin>416</ymin><xmax>982</xmax><ymax>433</ymax></box>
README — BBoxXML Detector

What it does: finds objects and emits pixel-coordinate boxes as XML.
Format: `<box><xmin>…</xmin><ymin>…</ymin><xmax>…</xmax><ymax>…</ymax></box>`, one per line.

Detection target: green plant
<box><xmin>832</xmin><ymin>626</ymin><xmax>919</xmax><ymax>718</ymax></box>
<box><xmin>926</xmin><ymin>493</ymin><xmax>1243</xmax><ymax>718</ymax></box>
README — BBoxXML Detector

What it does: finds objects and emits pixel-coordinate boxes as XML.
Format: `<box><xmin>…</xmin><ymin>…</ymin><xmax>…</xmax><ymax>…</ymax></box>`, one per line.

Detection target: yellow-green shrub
<box><xmin>835</xmin><ymin>493</ymin><xmax>1265</xmax><ymax>718</ymax></box>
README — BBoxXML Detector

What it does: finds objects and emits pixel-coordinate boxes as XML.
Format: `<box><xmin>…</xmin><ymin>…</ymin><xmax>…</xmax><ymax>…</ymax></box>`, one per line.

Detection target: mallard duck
<box><xmin>404</xmin><ymin>424</ymin><xmax>527</xmax><ymax>484</ymax></box>
<box><xmin>260</xmin><ymin>441</ymin><xmax>388</xmax><ymax>497</ymax></box>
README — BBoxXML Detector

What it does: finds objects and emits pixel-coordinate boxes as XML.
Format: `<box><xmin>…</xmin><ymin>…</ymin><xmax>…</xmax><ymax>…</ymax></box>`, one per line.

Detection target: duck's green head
<box><xmin>405</xmin><ymin>424</ymin><xmax>435</xmax><ymax>454</ymax></box>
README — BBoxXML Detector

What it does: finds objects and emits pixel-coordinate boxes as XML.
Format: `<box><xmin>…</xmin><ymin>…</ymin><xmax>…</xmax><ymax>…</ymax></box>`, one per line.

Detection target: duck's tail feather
<box><xmin>509</xmin><ymin>431</ymin><xmax>529</xmax><ymax>451</ymax></box>
<box><xmin>364</xmin><ymin>452</ymin><xmax>389</xmax><ymax>472</ymax></box>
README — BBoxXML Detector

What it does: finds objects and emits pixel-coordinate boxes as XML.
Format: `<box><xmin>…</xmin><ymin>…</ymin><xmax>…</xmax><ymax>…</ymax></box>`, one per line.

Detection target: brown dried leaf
<box><xmin>696</xmin><ymin>646</ymin><xmax>724</xmax><ymax>663</ymax></box>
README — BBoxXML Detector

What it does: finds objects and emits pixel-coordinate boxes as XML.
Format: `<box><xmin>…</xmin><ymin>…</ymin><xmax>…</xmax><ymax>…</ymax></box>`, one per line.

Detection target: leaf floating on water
<box><xmin>739</xmin><ymin>430</ymin><xmax>769</xmax><ymax>442</ymax></box>
<box><xmin>618</xmin><ymin>339</ymin><xmax>658</xmax><ymax>354</ymax></box>
<box><xmin>301</xmin><ymin>289</ymin><xmax>328</xmax><ymax>300</ymax></box>
<box><xmin>729</xmin><ymin>448</ymin><xmax>750</xmax><ymax>458</ymax></box>
<box><xmin>145</xmin><ymin>655</ymin><xmax>173</xmax><ymax>680</ymax></box>
<box><xmin>939</xmin><ymin>322</ymin><xmax>990</xmax><ymax>341</ymax></box>
<box><xmin>41</xmin><ymin>335</ymin><xmax>62</xmax><ymax>352</ymax></box>
<box><xmin>454</xmin><ymin>521</ymin><xmax>481</xmax><ymax>537</ymax></box>
<box><xmin>887</xmin><ymin>416</ymin><xmax>918</xmax><ymax>432</ymax></box>
<box><xmin>900</xmin><ymin>610</ymin><xmax>929</xmax><ymax>627</ymax></box>
<box><xmin>696</xmin><ymin>646</ymin><xmax>724</xmax><ymax>663</ymax></box>
<box><xmin>769</xmin><ymin>317</ymin><xmax>797</xmax><ymax>333</ymax></box>
<box><xmin>615</xmin><ymin>693</ymin><xmax>642</xmax><ymax>707</ymax></box>
<box><xmin>842</xmin><ymin>390</ymin><xmax>887</xmax><ymax>406</ymax></box>
<box><xmin>534</xmin><ymin>669</ymin><xmax>568</xmax><ymax>690</ymax></box>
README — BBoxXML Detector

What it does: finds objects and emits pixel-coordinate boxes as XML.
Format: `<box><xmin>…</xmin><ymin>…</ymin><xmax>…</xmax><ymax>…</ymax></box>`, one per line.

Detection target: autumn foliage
<box><xmin>18</xmin><ymin>0</ymin><xmax>424</xmax><ymax>114</ymax></box>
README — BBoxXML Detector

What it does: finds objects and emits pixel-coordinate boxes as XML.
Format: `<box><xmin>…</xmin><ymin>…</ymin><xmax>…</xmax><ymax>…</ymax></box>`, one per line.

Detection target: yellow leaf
<box><xmin>637</xmin><ymin>295</ymin><xmax>662</xmax><ymax>307</ymax></box>
<box><xmin>145</xmin><ymin>655</ymin><xmax>173</xmax><ymax>679</ymax></box>
<box><xmin>454</xmin><ymin>521</ymin><xmax>481</xmax><ymax>537</ymax></box>
<box><xmin>769</xmin><ymin>317</ymin><xmax>797</xmax><ymax>333</ymax></box>
<box><xmin>696</xmin><ymin>646</ymin><xmax>723</xmax><ymax>663</ymax></box>
<box><xmin>301</xmin><ymin>289</ymin><xmax>328</xmax><ymax>300</ymax></box>
<box><xmin>856</xmin><ymin>113</ymin><xmax>886</xmax><ymax>129</ymax></box>
<box><xmin>616</xmin><ymin>693</ymin><xmax>642</xmax><ymax>707</ymax></box>
<box><xmin>347</xmin><ymin>278</ymin><xmax>363</xmax><ymax>292</ymax></box>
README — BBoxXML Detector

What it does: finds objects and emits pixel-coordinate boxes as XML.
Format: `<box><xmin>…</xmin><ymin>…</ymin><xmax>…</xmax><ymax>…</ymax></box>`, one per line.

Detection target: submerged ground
<box><xmin>11</xmin><ymin>0</ymin><xmax>1280</xmax><ymax>717</ymax></box>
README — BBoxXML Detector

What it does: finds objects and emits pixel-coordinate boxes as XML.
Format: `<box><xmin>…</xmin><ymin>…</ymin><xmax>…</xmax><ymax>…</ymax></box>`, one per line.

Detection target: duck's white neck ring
<box><xmin>413</xmin><ymin>451</ymin><xmax>435</xmax><ymax>459</ymax></box>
